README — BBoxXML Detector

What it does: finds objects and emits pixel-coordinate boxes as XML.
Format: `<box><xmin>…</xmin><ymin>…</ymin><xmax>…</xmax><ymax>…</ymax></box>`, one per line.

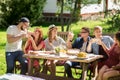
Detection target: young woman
<box><xmin>87</xmin><ymin>26</ymin><xmax>114</xmax><ymax>69</ymax></box>
<box><xmin>97</xmin><ymin>31</ymin><xmax>120</xmax><ymax>80</ymax></box>
<box><xmin>42</xmin><ymin>24</ymin><xmax>66</xmax><ymax>76</ymax></box>
<box><xmin>24</xmin><ymin>27</ymin><xmax>45</xmax><ymax>74</ymax></box>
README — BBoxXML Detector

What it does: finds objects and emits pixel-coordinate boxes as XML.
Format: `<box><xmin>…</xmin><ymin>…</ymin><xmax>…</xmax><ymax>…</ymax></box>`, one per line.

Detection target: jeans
<box><xmin>6</xmin><ymin>51</ymin><xmax>28</xmax><ymax>75</ymax></box>
<box><xmin>64</xmin><ymin>61</ymin><xmax>79</xmax><ymax>78</ymax></box>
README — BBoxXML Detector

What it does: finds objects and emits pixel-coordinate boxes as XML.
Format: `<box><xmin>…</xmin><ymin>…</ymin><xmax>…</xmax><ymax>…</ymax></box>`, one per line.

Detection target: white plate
<box><xmin>76</xmin><ymin>57</ymin><xmax>87</xmax><ymax>59</ymax></box>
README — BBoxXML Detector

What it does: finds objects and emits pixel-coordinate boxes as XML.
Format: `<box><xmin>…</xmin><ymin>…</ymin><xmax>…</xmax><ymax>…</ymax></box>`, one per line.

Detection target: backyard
<box><xmin>0</xmin><ymin>19</ymin><xmax>117</xmax><ymax>79</ymax></box>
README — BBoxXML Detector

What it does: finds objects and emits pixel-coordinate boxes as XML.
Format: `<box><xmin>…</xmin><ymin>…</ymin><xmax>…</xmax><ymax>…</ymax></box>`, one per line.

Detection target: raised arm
<box><xmin>66</xmin><ymin>32</ymin><xmax>74</xmax><ymax>49</ymax></box>
<box><xmin>7</xmin><ymin>34</ymin><xmax>26</xmax><ymax>43</ymax></box>
<box><xmin>97</xmin><ymin>39</ymin><xmax>110</xmax><ymax>54</ymax></box>
<box><xmin>30</xmin><ymin>37</ymin><xmax>45</xmax><ymax>50</ymax></box>
<box><xmin>87</xmin><ymin>39</ymin><xmax>93</xmax><ymax>52</ymax></box>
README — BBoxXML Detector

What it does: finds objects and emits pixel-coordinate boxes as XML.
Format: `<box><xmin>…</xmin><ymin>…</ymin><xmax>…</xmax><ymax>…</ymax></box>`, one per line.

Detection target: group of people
<box><xmin>5</xmin><ymin>17</ymin><xmax>120</xmax><ymax>80</ymax></box>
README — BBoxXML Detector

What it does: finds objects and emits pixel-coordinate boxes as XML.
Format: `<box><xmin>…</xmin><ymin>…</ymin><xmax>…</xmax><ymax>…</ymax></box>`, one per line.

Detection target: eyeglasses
<box><xmin>81</xmin><ymin>32</ymin><xmax>88</xmax><ymax>33</ymax></box>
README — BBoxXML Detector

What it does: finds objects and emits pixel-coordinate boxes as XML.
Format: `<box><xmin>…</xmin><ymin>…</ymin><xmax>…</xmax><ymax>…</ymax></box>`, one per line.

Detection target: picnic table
<box><xmin>23</xmin><ymin>51</ymin><xmax>103</xmax><ymax>80</ymax></box>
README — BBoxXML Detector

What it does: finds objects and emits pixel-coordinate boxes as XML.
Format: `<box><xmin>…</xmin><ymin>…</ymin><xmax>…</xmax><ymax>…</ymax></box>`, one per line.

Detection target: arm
<box><xmin>66</xmin><ymin>32</ymin><xmax>74</xmax><ymax>49</ymax></box>
<box><xmin>30</xmin><ymin>39</ymin><xmax>45</xmax><ymax>50</ymax></box>
<box><xmin>96</xmin><ymin>39</ymin><xmax>110</xmax><ymax>54</ymax></box>
<box><xmin>66</xmin><ymin>39</ymin><xmax>72</xmax><ymax>49</ymax></box>
<box><xmin>7</xmin><ymin>34</ymin><xmax>26</xmax><ymax>43</ymax></box>
<box><xmin>24</xmin><ymin>40</ymin><xmax>30</xmax><ymax>54</ymax></box>
<box><xmin>87</xmin><ymin>39</ymin><xmax>93</xmax><ymax>52</ymax></box>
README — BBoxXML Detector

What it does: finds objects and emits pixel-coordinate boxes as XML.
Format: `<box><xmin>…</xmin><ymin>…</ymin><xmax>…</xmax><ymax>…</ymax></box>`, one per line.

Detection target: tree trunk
<box><xmin>103</xmin><ymin>0</ymin><xmax>108</xmax><ymax>18</ymax></box>
<box><xmin>60</xmin><ymin>0</ymin><xmax>64</xmax><ymax>31</ymax></box>
<box><xmin>66</xmin><ymin>0</ymin><xmax>78</xmax><ymax>31</ymax></box>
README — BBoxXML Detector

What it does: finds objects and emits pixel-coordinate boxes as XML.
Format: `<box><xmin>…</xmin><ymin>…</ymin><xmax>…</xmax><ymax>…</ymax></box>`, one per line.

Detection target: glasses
<box><xmin>81</xmin><ymin>32</ymin><xmax>88</xmax><ymax>33</ymax></box>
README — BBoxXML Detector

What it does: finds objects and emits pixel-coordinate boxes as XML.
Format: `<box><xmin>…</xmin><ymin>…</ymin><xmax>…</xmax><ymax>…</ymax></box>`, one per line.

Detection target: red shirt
<box><xmin>25</xmin><ymin>40</ymin><xmax>45</xmax><ymax>53</ymax></box>
<box><xmin>105</xmin><ymin>43</ymin><xmax>120</xmax><ymax>68</ymax></box>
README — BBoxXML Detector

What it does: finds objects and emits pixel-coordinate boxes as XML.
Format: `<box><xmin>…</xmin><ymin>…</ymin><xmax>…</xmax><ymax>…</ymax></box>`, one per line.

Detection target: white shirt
<box><xmin>5</xmin><ymin>25</ymin><xmax>26</xmax><ymax>52</ymax></box>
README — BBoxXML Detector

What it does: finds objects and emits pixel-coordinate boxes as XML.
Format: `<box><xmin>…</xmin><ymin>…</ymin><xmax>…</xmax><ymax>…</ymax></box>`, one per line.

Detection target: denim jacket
<box><xmin>91</xmin><ymin>36</ymin><xmax>114</xmax><ymax>55</ymax></box>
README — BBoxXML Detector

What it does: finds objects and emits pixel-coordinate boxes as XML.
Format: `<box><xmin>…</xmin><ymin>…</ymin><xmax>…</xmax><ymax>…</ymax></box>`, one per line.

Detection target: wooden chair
<box><xmin>56</xmin><ymin>32</ymin><xmax>69</xmax><ymax>76</ymax></box>
<box><xmin>57</xmin><ymin>32</ymin><xmax>69</xmax><ymax>41</ymax></box>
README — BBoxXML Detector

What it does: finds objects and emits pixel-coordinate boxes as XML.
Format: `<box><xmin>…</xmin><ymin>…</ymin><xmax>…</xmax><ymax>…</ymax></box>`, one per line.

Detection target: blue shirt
<box><xmin>91</xmin><ymin>36</ymin><xmax>114</xmax><ymax>55</ymax></box>
<box><xmin>72</xmin><ymin>36</ymin><xmax>91</xmax><ymax>52</ymax></box>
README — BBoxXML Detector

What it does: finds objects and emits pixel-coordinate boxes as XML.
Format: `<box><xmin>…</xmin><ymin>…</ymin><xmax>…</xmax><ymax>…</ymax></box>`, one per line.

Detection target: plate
<box><xmin>76</xmin><ymin>57</ymin><xmax>87</xmax><ymax>60</ymax></box>
<box><xmin>67</xmin><ymin>49</ymin><xmax>80</xmax><ymax>55</ymax></box>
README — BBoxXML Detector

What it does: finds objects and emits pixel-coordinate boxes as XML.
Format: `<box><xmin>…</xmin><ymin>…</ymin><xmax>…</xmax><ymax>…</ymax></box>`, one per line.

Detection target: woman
<box><xmin>87</xmin><ymin>26</ymin><xmax>114</xmax><ymax>69</ymax></box>
<box><xmin>97</xmin><ymin>31</ymin><xmax>120</xmax><ymax>80</ymax></box>
<box><xmin>24</xmin><ymin>27</ymin><xmax>45</xmax><ymax>74</ymax></box>
<box><xmin>42</xmin><ymin>24</ymin><xmax>66</xmax><ymax>76</ymax></box>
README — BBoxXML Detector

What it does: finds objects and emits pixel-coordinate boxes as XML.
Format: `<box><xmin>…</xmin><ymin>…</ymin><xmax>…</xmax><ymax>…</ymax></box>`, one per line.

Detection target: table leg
<box><xmin>92</xmin><ymin>61</ymin><xmax>98</xmax><ymax>80</ymax></box>
<box><xmin>82</xmin><ymin>63</ymin><xmax>88</xmax><ymax>80</ymax></box>
<box><xmin>28</xmin><ymin>58</ymin><xmax>34</xmax><ymax>76</ymax></box>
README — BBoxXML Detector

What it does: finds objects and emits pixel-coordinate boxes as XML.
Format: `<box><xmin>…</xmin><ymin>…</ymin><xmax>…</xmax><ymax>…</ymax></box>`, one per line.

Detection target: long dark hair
<box><xmin>115</xmin><ymin>31</ymin><xmax>120</xmax><ymax>42</ymax></box>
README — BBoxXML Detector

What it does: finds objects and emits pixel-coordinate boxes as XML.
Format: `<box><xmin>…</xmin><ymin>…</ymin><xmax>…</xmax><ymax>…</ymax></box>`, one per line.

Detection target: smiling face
<box><xmin>94</xmin><ymin>26</ymin><xmax>102</xmax><ymax>38</ymax></box>
<box><xmin>51</xmin><ymin>28</ymin><xmax>57</xmax><ymax>38</ymax></box>
<box><xmin>80</xmin><ymin>28</ymin><xmax>89</xmax><ymax>38</ymax></box>
<box><xmin>33</xmin><ymin>28</ymin><xmax>42</xmax><ymax>39</ymax></box>
<box><xmin>20</xmin><ymin>22</ymin><xmax>30</xmax><ymax>30</ymax></box>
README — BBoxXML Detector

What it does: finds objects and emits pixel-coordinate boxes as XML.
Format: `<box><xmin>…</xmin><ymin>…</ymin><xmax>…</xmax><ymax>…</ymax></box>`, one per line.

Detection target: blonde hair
<box><xmin>48</xmin><ymin>28</ymin><xmax>57</xmax><ymax>43</ymax></box>
<box><xmin>94</xmin><ymin>26</ymin><xmax>102</xmax><ymax>31</ymax></box>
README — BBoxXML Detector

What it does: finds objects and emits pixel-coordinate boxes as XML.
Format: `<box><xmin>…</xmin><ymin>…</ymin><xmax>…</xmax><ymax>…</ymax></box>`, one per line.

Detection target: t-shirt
<box><xmin>5</xmin><ymin>25</ymin><xmax>26</xmax><ymax>52</ymax></box>
<box><xmin>44</xmin><ymin>36</ymin><xmax>66</xmax><ymax>51</ymax></box>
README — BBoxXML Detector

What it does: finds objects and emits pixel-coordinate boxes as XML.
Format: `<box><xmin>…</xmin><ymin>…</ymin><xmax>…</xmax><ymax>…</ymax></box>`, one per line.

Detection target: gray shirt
<box><xmin>44</xmin><ymin>36</ymin><xmax>66</xmax><ymax>51</ymax></box>
<box><xmin>91</xmin><ymin>36</ymin><xmax>114</xmax><ymax>55</ymax></box>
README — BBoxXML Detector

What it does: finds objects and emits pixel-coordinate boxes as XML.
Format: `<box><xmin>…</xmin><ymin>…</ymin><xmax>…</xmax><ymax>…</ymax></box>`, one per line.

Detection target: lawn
<box><xmin>0</xmin><ymin>20</ymin><xmax>116</xmax><ymax>79</ymax></box>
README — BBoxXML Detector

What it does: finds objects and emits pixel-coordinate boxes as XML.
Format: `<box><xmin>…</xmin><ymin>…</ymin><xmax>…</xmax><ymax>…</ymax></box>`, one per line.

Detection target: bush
<box><xmin>0</xmin><ymin>0</ymin><xmax>46</xmax><ymax>28</ymax></box>
<box><xmin>107</xmin><ymin>10</ymin><xmax>120</xmax><ymax>31</ymax></box>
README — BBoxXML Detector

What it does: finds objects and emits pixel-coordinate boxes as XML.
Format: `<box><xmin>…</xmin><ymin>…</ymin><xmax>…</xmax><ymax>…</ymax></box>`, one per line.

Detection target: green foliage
<box><xmin>107</xmin><ymin>11</ymin><xmax>120</xmax><ymax>31</ymax></box>
<box><xmin>0</xmin><ymin>0</ymin><xmax>46</xmax><ymax>28</ymax></box>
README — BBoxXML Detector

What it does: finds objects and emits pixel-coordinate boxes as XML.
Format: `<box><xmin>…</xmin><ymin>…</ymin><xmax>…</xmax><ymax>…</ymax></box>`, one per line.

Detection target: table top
<box><xmin>0</xmin><ymin>73</ymin><xmax>45</xmax><ymax>80</ymax></box>
<box><xmin>24</xmin><ymin>51</ymin><xmax>103</xmax><ymax>63</ymax></box>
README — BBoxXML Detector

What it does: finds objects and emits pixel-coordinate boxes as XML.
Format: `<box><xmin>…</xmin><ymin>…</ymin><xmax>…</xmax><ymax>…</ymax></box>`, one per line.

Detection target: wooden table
<box><xmin>0</xmin><ymin>73</ymin><xmax>45</xmax><ymax>80</ymax></box>
<box><xmin>24</xmin><ymin>51</ymin><xmax>103</xmax><ymax>80</ymax></box>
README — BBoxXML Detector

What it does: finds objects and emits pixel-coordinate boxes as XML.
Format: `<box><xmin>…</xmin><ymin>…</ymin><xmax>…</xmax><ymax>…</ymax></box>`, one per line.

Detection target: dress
<box><xmin>25</xmin><ymin>40</ymin><xmax>45</xmax><ymax>67</ymax></box>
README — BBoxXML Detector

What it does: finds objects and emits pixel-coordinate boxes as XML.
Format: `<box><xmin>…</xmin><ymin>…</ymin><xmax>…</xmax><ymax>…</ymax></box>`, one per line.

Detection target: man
<box><xmin>65</xmin><ymin>27</ymin><xmax>91</xmax><ymax>78</ymax></box>
<box><xmin>5</xmin><ymin>17</ymin><xmax>30</xmax><ymax>74</ymax></box>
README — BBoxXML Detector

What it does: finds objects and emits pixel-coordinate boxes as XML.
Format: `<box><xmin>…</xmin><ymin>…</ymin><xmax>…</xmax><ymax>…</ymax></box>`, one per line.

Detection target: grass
<box><xmin>0</xmin><ymin>20</ymin><xmax>117</xmax><ymax>78</ymax></box>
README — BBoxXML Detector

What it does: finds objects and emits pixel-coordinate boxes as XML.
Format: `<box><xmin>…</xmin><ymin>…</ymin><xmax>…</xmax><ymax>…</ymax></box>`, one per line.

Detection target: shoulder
<box><xmin>44</xmin><ymin>38</ymin><xmax>48</xmax><ymax>42</ymax></box>
<box><xmin>6</xmin><ymin>25</ymin><xmax>17</xmax><ymax>34</ymax></box>
<box><xmin>102</xmin><ymin>36</ymin><xmax>113</xmax><ymax>40</ymax></box>
<box><xmin>7</xmin><ymin>25</ymin><xmax>16</xmax><ymax>30</ymax></box>
<box><xmin>75</xmin><ymin>37</ymin><xmax>82</xmax><ymax>41</ymax></box>
<box><xmin>57</xmin><ymin>36</ymin><xmax>64</xmax><ymax>40</ymax></box>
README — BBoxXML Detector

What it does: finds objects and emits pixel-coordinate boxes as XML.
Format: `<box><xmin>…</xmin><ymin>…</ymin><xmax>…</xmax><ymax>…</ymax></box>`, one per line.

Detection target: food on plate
<box><xmin>67</xmin><ymin>49</ymin><xmax>80</xmax><ymax>55</ymax></box>
<box><xmin>77</xmin><ymin>52</ymin><xmax>87</xmax><ymax>58</ymax></box>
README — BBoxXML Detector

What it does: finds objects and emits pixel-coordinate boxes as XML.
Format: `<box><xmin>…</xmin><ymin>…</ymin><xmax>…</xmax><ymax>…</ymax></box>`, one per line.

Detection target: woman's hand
<box><xmin>27</xmin><ymin>35</ymin><xmax>33</xmax><ymax>41</ymax></box>
<box><xmin>67</xmin><ymin>32</ymin><xmax>74</xmax><ymax>41</ymax></box>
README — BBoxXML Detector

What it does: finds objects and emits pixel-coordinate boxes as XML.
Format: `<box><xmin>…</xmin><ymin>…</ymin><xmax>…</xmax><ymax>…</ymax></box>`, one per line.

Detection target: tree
<box><xmin>57</xmin><ymin>0</ymin><xmax>101</xmax><ymax>31</ymax></box>
<box><xmin>0</xmin><ymin>0</ymin><xmax>46</xmax><ymax>28</ymax></box>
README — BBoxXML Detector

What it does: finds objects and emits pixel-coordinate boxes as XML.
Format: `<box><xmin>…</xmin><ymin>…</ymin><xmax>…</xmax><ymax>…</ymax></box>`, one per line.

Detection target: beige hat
<box><xmin>49</xmin><ymin>24</ymin><xmax>57</xmax><ymax>30</ymax></box>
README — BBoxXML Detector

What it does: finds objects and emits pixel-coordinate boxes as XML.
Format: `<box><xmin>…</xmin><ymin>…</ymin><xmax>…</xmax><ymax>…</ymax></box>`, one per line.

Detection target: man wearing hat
<box><xmin>5</xmin><ymin>17</ymin><xmax>30</xmax><ymax>74</ymax></box>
